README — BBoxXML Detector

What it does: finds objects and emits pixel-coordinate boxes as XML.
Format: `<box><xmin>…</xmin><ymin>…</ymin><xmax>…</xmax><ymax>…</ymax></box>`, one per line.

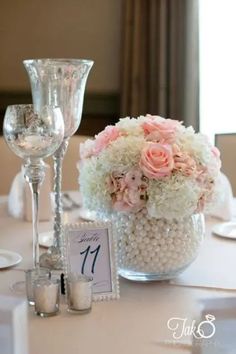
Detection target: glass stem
<box><xmin>53</xmin><ymin>138</ymin><xmax>69</xmax><ymax>251</ymax></box>
<box><xmin>24</xmin><ymin>159</ymin><xmax>45</xmax><ymax>269</ymax></box>
<box><xmin>29</xmin><ymin>182</ymin><xmax>40</xmax><ymax>269</ymax></box>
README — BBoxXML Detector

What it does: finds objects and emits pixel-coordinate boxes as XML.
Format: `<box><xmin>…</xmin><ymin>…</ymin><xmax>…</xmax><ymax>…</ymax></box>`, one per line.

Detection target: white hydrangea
<box><xmin>178</xmin><ymin>131</ymin><xmax>213</xmax><ymax>166</ymax></box>
<box><xmin>97</xmin><ymin>135</ymin><xmax>145</xmax><ymax>172</ymax></box>
<box><xmin>146</xmin><ymin>175</ymin><xmax>201</xmax><ymax>219</ymax></box>
<box><xmin>79</xmin><ymin>156</ymin><xmax>111</xmax><ymax>212</ymax></box>
<box><xmin>116</xmin><ymin>117</ymin><xmax>144</xmax><ymax>136</ymax></box>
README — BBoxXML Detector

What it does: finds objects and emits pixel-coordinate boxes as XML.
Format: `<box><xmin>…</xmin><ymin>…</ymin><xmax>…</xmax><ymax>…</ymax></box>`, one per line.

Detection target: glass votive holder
<box><xmin>34</xmin><ymin>278</ymin><xmax>60</xmax><ymax>317</ymax></box>
<box><xmin>67</xmin><ymin>273</ymin><xmax>93</xmax><ymax>314</ymax></box>
<box><xmin>25</xmin><ymin>268</ymin><xmax>51</xmax><ymax>305</ymax></box>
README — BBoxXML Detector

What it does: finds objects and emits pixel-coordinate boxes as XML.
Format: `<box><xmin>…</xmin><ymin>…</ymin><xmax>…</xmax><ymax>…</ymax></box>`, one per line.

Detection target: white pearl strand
<box><xmin>114</xmin><ymin>209</ymin><xmax>203</xmax><ymax>275</ymax></box>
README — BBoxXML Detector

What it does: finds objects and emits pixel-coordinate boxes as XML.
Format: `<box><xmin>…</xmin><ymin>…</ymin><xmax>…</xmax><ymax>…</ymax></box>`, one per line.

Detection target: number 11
<box><xmin>80</xmin><ymin>244</ymin><xmax>101</xmax><ymax>274</ymax></box>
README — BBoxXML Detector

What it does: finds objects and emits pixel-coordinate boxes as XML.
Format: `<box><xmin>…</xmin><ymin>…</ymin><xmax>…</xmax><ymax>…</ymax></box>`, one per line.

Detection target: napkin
<box><xmin>8</xmin><ymin>170</ymin><xmax>24</xmax><ymax>219</ymax></box>
<box><xmin>0</xmin><ymin>295</ymin><xmax>29</xmax><ymax>354</ymax></box>
<box><xmin>8</xmin><ymin>165</ymin><xmax>52</xmax><ymax>221</ymax></box>
<box><xmin>206</xmin><ymin>172</ymin><xmax>234</xmax><ymax>221</ymax></box>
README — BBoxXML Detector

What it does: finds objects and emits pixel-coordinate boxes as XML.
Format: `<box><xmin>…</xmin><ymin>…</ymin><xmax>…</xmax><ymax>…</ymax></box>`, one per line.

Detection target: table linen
<box><xmin>0</xmin><ymin>195</ymin><xmax>236</xmax><ymax>354</ymax></box>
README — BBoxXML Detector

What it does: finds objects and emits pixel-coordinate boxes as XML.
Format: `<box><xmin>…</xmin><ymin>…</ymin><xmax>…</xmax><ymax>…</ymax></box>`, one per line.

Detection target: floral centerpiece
<box><xmin>79</xmin><ymin>115</ymin><xmax>221</xmax><ymax>281</ymax></box>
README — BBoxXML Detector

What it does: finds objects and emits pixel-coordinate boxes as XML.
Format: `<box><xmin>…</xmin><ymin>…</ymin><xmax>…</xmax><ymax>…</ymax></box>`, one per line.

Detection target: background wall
<box><xmin>0</xmin><ymin>0</ymin><xmax>122</xmax><ymax>134</ymax></box>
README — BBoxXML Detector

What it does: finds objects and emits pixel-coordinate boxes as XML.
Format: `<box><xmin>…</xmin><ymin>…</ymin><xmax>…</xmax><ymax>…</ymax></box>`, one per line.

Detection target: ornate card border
<box><xmin>63</xmin><ymin>221</ymin><xmax>120</xmax><ymax>301</ymax></box>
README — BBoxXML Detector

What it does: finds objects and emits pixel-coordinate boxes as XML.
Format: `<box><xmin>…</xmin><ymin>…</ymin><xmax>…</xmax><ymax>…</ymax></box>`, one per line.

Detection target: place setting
<box><xmin>212</xmin><ymin>222</ymin><xmax>236</xmax><ymax>240</ymax></box>
<box><xmin>0</xmin><ymin>249</ymin><xmax>22</xmax><ymax>269</ymax></box>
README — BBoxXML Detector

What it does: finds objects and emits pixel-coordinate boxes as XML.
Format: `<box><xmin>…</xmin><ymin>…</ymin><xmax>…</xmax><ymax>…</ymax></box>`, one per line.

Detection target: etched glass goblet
<box><xmin>23</xmin><ymin>59</ymin><xmax>93</xmax><ymax>269</ymax></box>
<box><xmin>3</xmin><ymin>104</ymin><xmax>64</xmax><ymax>269</ymax></box>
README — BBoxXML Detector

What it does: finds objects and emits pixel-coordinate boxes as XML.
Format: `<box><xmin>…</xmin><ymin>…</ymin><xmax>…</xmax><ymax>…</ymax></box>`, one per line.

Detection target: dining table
<box><xmin>1</xmin><ymin>192</ymin><xmax>236</xmax><ymax>354</ymax></box>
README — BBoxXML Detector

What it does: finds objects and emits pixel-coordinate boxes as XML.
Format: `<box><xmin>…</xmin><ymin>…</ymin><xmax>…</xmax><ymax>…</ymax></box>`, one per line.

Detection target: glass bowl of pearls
<box><xmin>113</xmin><ymin>210</ymin><xmax>205</xmax><ymax>281</ymax></box>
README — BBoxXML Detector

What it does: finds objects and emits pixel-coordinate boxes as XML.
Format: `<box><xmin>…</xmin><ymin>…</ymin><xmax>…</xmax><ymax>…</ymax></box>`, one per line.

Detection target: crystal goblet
<box><xmin>3</xmin><ymin>104</ymin><xmax>64</xmax><ymax>270</ymax></box>
<box><xmin>23</xmin><ymin>58</ymin><xmax>94</xmax><ymax>269</ymax></box>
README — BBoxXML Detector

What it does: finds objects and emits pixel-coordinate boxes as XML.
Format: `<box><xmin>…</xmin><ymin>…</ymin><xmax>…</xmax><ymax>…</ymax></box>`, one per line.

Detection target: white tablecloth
<box><xmin>0</xmin><ymin>195</ymin><xmax>236</xmax><ymax>354</ymax></box>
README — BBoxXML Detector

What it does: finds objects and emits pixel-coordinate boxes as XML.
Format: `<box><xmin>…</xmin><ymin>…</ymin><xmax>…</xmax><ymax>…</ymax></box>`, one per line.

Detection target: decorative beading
<box><xmin>113</xmin><ymin>210</ymin><xmax>204</xmax><ymax>280</ymax></box>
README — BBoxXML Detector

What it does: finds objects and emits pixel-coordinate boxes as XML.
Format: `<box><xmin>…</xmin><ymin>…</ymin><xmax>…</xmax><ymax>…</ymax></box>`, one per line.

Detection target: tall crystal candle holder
<box><xmin>23</xmin><ymin>59</ymin><xmax>94</xmax><ymax>269</ymax></box>
<box><xmin>3</xmin><ymin>104</ymin><xmax>64</xmax><ymax>270</ymax></box>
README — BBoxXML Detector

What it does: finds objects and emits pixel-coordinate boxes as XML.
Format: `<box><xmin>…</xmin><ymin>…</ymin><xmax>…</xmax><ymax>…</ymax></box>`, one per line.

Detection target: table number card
<box><xmin>64</xmin><ymin>221</ymin><xmax>119</xmax><ymax>301</ymax></box>
<box><xmin>0</xmin><ymin>295</ymin><xmax>29</xmax><ymax>354</ymax></box>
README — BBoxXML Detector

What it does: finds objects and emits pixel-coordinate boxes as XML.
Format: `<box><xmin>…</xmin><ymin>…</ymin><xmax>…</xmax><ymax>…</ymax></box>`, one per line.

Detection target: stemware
<box><xmin>3</xmin><ymin>104</ymin><xmax>64</xmax><ymax>269</ymax></box>
<box><xmin>23</xmin><ymin>58</ymin><xmax>94</xmax><ymax>269</ymax></box>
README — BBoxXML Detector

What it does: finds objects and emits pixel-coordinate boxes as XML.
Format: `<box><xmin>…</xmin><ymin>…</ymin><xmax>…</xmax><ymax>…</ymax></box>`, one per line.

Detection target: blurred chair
<box><xmin>215</xmin><ymin>133</ymin><xmax>236</xmax><ymax>196</ymax></box>
<box><xmin>0</xmin><ymin>135</ymin><xmax>91</xmax><ymax>195</ymax></box>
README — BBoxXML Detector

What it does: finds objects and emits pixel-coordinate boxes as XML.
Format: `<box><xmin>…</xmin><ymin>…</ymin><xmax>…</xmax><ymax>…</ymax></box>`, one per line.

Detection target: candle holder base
<box><xmin>67</xmin><ymin>307</ymin><xmax>91</xmax><ymax>315</ymax></box>
<box><xmin>35</xmin><ymin>310</ymin><xmax>60</xmax><ymax>317</ymax></box>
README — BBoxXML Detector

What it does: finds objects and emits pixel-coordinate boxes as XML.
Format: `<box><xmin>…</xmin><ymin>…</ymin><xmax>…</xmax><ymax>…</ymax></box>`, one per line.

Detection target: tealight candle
<box><xmin>34</xmin><ymin>278</ymin><xmax>60</xmax><ymax>317</ymax></box>
<box><xmin>67</xmin><ymin>274</ymin><xmax>93</xmax><ymax>314</ymax></box>
<box><xmin>25</xmin><ymin>268</ymin><xmax>51</xmax><ymax>305</ymax></box>
<box><xmin>19</xmin><ymin>134</ymin><xmax>50</xmax><ymax>151</ymax></box>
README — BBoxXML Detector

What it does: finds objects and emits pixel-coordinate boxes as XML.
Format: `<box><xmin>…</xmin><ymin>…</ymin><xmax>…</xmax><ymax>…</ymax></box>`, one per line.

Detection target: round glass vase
<box><xmin>113</xmin><ymin>209</ymin><xmax>205</xmax><ymax>281</ymax></box>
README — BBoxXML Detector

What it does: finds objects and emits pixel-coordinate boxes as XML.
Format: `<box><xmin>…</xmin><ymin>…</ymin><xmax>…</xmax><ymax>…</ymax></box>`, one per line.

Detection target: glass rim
<box><xmin>5</xmin><ymin>104</ymin><xmax>62</xmax><ymax>111</ymax></box>
<box><xmin>23</xmin><ymin>58</ymin><xmax>94</xmax><ymax>66</ymax></box>
<box><xmin>6</xmin><ymin>104</ymin><xmax>33</xmax><ymax>109</ymax></box>
<box><xmin>33</xmin><ymin>278</ymin><xmax>60</xmax><ymax>286</ymax></box>
<box><xmin>67</xmin><ymin>273</ymin><xmax>93</xmax><ymax>283</ymax></box>
<box><xmin>25</xmin><ymin>267</ymin><xmax>51</xmax><ymax>275</ymax></box>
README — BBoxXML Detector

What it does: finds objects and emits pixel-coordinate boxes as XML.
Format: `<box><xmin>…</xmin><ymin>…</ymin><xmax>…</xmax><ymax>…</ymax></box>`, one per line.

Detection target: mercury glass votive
<box><xmin>67</xmin><ymin>274</ymin><xmax>93</xmax><ymax>314</ymax></box>
<box><xmin>34</xmin><ymin>278</ymin><xmax>60</xmax><ymax>317</ymax></box>
<box><xmin>25</xmin><ymin>268</ymin><xmax>51</xmax><ymax>305</ymax></box>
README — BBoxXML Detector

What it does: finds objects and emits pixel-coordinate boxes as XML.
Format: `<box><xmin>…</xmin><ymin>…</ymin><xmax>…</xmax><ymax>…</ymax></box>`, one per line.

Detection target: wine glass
<box><xmin>3</xmin><ymin>104</ymin><xmax>64</xmax><ymax>273</ymax></box>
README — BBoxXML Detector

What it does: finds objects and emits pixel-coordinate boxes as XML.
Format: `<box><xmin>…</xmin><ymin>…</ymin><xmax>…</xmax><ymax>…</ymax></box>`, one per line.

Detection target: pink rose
<box><xmin>173</xmin><ymin>145</ymin><xmax>197</xmax><ymax>177</ymax></box>
<box><xmin>211</xmin><ymin>146</ymin><xmax>222</xmax><ymax>170</ymax></box>
<box><xmin>146</xmin><ymin>114</ymin><xmax>163</xmax><ymax>120</ymax></box>
<box><xmin>197</xmin><ymin>168</ymin><xmax>214</xmax><ymax>190</ymax></box>
<box><xmin>93</xmin><ymin>126</ymin><xmax>121</xmax><ymax>155</ymax></box>
<box><xmin>140</xmin><ymin>142</ymin><xmax>174</xmax><ymax>178</ymax></box>
<box><xmin>142</xmin><ymin>115</ymin><xmax>181</xmax><ymax>143</ymax></box>
<box><xmin>113</xmin><ymin>189</ymin><xmax>146</xmax><ymax>212</ymax></box>
<box><xmin>106</xmin><ymin>172</ymin><xmax>126</xmax><ymax>194</ymax></box>
<box><xmin>212</xmin><ymin>146</ymin><xmax>220</xmax><ymax>158</ymax></box>
<box><xmin>196</xmin><ymin>165</ymin><xmax>208</xmax><ymax>184</ymax></box>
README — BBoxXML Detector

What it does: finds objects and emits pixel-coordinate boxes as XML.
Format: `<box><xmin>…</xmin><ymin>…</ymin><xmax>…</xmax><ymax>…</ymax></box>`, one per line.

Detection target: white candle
<box><xmin>67</xmin><ymin>274</ymin><xmax>92</xmax><ymax>312</ymax></box>
<box><xmin>25</xmin><ymin>268</ymin><xmax>51</xmax><ymax>306</ymax></box>
<box><xmin>34</xmin><ymin>279</ymin><xmax>59</xmax><ymax>316</ymax></box>
<box><xmin>17</xmin><ymin>134</ymin><xmax>52</xmax><ymax>152</ymax></box>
